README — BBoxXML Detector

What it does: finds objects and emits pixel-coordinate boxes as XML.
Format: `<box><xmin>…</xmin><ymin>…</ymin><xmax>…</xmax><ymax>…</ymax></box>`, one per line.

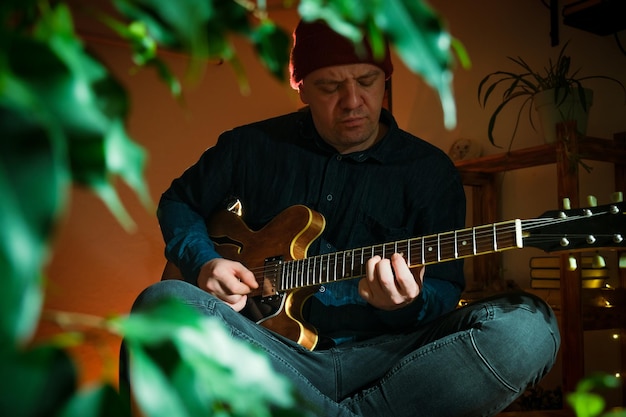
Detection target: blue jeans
<box><xmin>130</xmin><ymin>280</ymin><xmax>560</xmax><ymax>417</ymax></box>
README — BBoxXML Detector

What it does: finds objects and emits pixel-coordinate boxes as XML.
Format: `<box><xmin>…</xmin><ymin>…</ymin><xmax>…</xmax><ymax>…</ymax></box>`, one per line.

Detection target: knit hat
<box><xmin>289</xmin><ymin>20</ymin><xmax>393</xmax><ymax>88</ymax></box>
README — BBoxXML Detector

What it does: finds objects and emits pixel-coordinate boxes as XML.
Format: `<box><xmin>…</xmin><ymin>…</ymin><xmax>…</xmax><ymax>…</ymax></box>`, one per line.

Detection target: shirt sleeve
<box><xmin>157</xmin><ymin>131</ymin><xmax>239</xmax><ymax>284</ymax></box>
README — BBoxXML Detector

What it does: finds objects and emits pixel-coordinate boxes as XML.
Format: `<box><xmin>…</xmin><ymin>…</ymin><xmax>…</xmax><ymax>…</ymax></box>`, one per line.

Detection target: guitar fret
<box><xmin>316</xmin><ymin>255</ymin><xmax>321</xmax><ymax>284</ymax></box>
<box><xmin>403</xmin><ymin>240</ymin><xmax>409</xmax><ymax>257</ymax></box>
<box><xmin>472</xmin><ymin>227</ymin><xmax>477</xmax><ymax>255</ymax></box>
<box><xmin>350</xmin><ymin>249</ymin><xmax>355</xmax><ymax>276</ymax></box>
<box><xmin>298</xmin><ymin>259</ymin><xmax>306</xmax><ymax>287</ymax></box>
<box><xmin>293</xmin><ymin>259</ymin><xmax>299</xmax><ymax>287</ymax></box>
<box><xmin>304</xmin><ymin>258</ymin><xmax>308</xmax><ymax>286</ymax></box>
<box><xmin>457</xmin><ymin>229</ymin><xmax>474</xmax><ymax>258</ymax></box>
<box><xmin>325</xmin><ymin>253</ymin><xmax>330</xmax><ymax>283</ymax></box>
<box><xmin>437</xmin><ymin>233</ymin><xmax>441</xmax><ymax>262</ymax></box>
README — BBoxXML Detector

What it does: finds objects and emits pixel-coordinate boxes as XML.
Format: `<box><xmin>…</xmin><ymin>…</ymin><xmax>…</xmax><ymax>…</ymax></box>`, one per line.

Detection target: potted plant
<box><xmin>478</xmin><ymin>41</ymin><xmax>626</xmax><ymax>148</ymax></box>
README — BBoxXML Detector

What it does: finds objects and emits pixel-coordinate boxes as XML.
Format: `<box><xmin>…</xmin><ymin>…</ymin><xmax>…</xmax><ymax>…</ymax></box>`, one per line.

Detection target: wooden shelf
<box><xmin>455</xmin><ymin>135</ymin><xmax>626</xmax><ymax>175</ymax></box>
<box><xmin>455</xmin><ymin>123</ymin><xmax>626</xmax><ymax>405</ymax></box>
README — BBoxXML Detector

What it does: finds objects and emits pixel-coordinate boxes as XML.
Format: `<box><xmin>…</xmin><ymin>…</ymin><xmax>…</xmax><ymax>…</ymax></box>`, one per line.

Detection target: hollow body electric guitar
<box><xmin>162</xmin><ymin>202</ymin><xmax>626</xmax><ymax>350</ymax></box>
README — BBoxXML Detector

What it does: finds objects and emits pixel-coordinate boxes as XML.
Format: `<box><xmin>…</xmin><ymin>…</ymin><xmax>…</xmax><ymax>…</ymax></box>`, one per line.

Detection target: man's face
<box><xmin>298</xmin><ymin>63</ymin><xmax>387</xmax><ymax>154</ymax></box>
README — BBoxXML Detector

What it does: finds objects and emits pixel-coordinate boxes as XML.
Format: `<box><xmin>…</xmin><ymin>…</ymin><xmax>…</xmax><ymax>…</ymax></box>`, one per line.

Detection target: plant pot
<box><xmin>533</xmin><ymin>87</ymin><xmax>593</xmax><ymax>144</ymax></box>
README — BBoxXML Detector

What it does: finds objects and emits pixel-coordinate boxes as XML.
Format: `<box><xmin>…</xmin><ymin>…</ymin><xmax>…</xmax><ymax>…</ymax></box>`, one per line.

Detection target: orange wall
<box><xmin>40</xmin><ymin>1</ymin><xmax>626</xmax><ymax>386</ymax></box>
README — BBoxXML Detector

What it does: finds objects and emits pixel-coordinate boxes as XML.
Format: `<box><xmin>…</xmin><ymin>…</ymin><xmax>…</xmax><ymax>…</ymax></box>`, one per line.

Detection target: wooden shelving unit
<box><xmin>455</xmin><ymin>123</ymin><xmax>626</xmax><ymax>410</ymax></box>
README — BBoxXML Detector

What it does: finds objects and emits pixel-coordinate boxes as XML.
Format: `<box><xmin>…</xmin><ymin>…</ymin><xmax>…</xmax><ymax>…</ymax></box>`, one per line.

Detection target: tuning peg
<box><xmin>611</xmin><ymin>191</ymin><xmax>623</xmax><ymax>203</ymax></box>
<box><xmin>562</xmin><ymin>198</ymin><xmax>571</xmax><ymax>210</ymax></box>
<box><xmin>566</xmin><ymin>256</ymin><xmax>577</xmax><ymax>271</ymax></box>
<box><xmin>592</xmin><ymin>253</ymin><xmax>606</xmax><ymax>269</ymax></box>
<box><xmin>620</xmin><ymin>254</ymin><xmax>626</xmax><ymax>269</ymax></box>
<box><xmin>586</xmin><ymin>195</ymin><xmax>597</xmax><ymax>207</ymax></box>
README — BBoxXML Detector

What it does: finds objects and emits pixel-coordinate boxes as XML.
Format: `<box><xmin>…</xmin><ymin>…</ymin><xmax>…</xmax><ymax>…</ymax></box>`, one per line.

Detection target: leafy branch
<box><xmin>0</xmin><ymin>1</ymin><xmax>467</xmax><ymax>416</ymax></box>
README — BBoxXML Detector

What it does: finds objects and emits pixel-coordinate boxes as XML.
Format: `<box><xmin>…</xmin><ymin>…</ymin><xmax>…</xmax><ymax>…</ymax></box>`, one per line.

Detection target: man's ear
<box><xmin>298</xmin><ymin>84</ymin><xmax>309</xmax><ymax>104</ymax></box>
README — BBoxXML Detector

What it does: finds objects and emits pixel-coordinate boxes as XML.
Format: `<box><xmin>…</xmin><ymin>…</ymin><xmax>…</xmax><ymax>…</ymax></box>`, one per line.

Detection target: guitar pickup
<box><xmin>261</xmin><ymin>256</ymin><xmax>283</xmax><ymax>299</ymax></box>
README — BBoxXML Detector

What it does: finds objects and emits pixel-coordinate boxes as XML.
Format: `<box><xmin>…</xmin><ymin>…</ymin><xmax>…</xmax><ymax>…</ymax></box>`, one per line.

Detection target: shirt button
<box><xmin>319</xmin><ymin>286</ymin><xmax>326</xmax><ymax>292</ymax></box>
<box><xmin>336</xmin><ymin>155</ymin><xmax>342</xmax><ymax>161</ymax></box>
<box><xmin>326</xmin><ymin>194</ymin><xmax>333</xmax><ymax>201</ymax></box>
<box><xmin>326</xmin><ymin>243</ymin><xmax>332</xmax><ymax>249</ymax></box>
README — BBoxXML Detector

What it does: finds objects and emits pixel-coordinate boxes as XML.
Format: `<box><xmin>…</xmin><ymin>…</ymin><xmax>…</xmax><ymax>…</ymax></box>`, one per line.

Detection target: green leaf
<box><xmin>57</xmin><ymin>383</ymin><xmax>130</xmax><ymax>417</ymax></box>
<box><xmin>113</xmin><ymin>298</ymin><xmax>206</xmax><ymax>344</ymax></box>
<box><xmin>575</xmin><ymin>373</ymin><xmax>621</xmax><ymax>392</ymax></box>
<box><xmin>0</xmin><ymin>102</ymin><xmax>68</xmax><ymax>344</ymax></box>
<box><xmin>0</xmin><ymin>345</ymin><xmax>77</xmax><ymax>417</ymax></box>
<box><xmin>298</xmin><ymin>0</ymin><xmax>464</xmax><ymax>129</ymax></box>
<box><xmin>251</xmin><ymin>21</ymin><xmax>291</xmax><ymax>81</ymax></box>
<box><xmin>112</xmin><ymin>0</ymin><xmax>213</xmax><ymax>57</ymax></box>
<box><xmin>100</xmin><ymin>17</ymin><xmax>182</xmax><ymax>97</ymax></box>
<box><xmin>298</xmin><ymin>0</ymin><xmax>363</xmax><ymax>42</ymax></box>
<box><xmin>116</xmin><ymin>299</ymin><xmax>301</xmax><ymax>417</ymax></box>
<box><xmin>376</xmin><ymin>0</ymin><xmax>459</xmax><ymax>129</ymax></box>
<box><xmin>566</xmin><ymin>374</ymin><xmax>624</xmax><ymax>417</ymax></box>
<box><xmin>567</xmin><ymin>392</ymin><xmax>605</xmax><ymax>417</ymax></box>
<box><xmin>5</xmin><ymin>4</ymin><xmax>152</xmax><ymax>231</ymax></box>
<box><xmin>128</xmin><ymin>343</ymin><xmax>190</xmax><ymax>417</ymax></box>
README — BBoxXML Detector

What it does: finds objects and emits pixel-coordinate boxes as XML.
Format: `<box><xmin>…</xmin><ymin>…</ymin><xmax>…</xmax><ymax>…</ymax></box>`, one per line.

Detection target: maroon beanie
<box><xmin>289</xmin><ymin>20</ymin><xmax>393</xmax><ymax>88</ymax></box>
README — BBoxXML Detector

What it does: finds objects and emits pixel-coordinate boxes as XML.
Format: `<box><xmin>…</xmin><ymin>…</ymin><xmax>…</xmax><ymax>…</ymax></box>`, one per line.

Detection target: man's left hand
<box><xmin>359</xmin><ymin>253</ymin><xmax>424</xmax><ymax>310</ymax></box>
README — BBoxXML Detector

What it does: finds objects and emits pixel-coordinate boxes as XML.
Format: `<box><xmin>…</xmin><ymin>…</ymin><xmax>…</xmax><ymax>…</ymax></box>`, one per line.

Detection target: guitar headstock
<box><xmin>523</xmin><ymin>199</ymin><xmax>625</xmax><ymax>253</ymax></box>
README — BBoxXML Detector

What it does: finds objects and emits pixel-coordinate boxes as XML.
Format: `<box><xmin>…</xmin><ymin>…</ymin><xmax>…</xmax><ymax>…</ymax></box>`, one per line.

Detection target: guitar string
<box><xmin>244</xmin><ymin>211</ymin><xmax>614</xmax><ymax>290</ymax></box>
<box><xmin>245</xmin><ymin>214</ymin><xmax>608</xmax><ymax>288</ymax></box>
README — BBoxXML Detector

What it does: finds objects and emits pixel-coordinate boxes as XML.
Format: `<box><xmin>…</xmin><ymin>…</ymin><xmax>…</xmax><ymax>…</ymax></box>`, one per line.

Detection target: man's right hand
<box><xmin>197</xmin><ymin>258</ymin><xmax>258</xmax><ymax>312</ymax></box>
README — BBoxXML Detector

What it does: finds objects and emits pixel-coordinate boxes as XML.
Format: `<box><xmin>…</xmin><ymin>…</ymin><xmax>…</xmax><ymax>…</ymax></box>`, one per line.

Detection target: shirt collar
<box><xmin>300</xmin><ymin>108</ymin><xmax>399</xmax><ymax>164</ymax></box>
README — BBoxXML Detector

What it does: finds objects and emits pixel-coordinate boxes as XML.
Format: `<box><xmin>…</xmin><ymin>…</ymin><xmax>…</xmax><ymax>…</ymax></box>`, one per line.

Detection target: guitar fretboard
<box><xmin>277</xmin><ymin>219</ymin><xmax>522</xmax><ymax>291</ymax></box>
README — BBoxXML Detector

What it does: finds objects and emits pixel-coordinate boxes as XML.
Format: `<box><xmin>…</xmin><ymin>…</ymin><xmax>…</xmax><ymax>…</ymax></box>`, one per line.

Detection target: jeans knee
<box><xmin>132</xmin><ymin>280</ymin><xmax>199</xmax><ymax>312</ymax></box>
<box><xmin>473</xmin><ymin>292</ymin><xmax>561</xmax><ymax>390</ymax></box>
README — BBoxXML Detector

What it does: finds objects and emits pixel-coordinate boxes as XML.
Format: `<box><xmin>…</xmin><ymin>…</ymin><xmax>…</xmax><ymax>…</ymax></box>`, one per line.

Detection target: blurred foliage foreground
<box><xmin>0</xmin><ymin>0</ymin><xmax>471</xmax><ymax>415</ymax></box>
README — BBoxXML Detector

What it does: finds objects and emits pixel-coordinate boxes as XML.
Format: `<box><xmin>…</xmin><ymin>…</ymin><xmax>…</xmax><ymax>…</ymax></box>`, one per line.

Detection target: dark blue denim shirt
<box><xmin>158</xmin><ymin>108</ymin><xmax>466</xmax><ymax>344</ymax></box>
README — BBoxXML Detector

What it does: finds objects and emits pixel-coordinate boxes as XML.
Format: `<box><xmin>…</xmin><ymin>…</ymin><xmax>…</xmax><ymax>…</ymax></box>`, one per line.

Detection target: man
<box><xmin>132</xmin><ymin>20</ymin><xmax>560</xmax><ymax>416</ymax></box>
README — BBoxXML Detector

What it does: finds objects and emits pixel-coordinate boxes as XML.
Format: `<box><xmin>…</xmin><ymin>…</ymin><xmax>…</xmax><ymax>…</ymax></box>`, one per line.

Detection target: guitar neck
<box><xmin>280</xmin><ymin>219</ymin><xmax>523</xmax><ymax>291</ymax></box>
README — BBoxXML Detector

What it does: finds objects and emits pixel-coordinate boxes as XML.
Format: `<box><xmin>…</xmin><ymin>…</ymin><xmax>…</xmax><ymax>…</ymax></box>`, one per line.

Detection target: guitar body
<box><xmin>162</xmin><ymin>205</ymin><xmax>326</xmax><ymax>350</ymax></box>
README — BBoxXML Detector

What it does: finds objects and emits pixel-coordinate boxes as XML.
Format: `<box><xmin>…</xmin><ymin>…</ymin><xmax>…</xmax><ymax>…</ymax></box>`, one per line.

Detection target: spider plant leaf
<box><xmin>486</xmin><ymin>91</ymin><xmax>530</xmax><ymax>146</ymax></box>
